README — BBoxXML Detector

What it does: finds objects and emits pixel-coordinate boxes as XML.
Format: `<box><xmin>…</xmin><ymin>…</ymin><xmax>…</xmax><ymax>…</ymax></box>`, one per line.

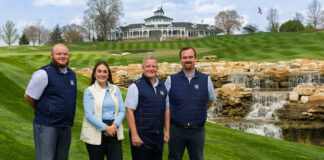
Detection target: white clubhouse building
<box><xmin>108</xmin><ymin>7</ymin><xmax>222</xmax><ymax>41</ymax></box>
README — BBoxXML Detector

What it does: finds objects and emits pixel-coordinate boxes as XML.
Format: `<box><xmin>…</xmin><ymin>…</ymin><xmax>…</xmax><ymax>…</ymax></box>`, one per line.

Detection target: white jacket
<box><xmin>80</xmin><ymin>81</ymin><xmax>124</xmax><ymax>145</ymax></box>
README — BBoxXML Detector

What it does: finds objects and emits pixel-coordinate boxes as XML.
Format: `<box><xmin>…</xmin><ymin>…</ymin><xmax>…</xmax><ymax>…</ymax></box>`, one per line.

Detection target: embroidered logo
<box><xmin>195</xmin><ymin>84</ymin><xmax>199</xmax><ymax>89</ymax></box>
<box><xmin>70</xmin><ymin>80</ymin><xmax>75</xmax><ymax>86</ymax></box>
<box><xmin>160</xmin><ymin>90</ymin><xmax>164</xmax><ymax>95</ymax></box>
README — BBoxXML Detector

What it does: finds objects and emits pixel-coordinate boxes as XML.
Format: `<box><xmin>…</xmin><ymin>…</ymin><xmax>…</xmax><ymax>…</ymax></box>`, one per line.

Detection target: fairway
<box><xmin>1</xmin><ymin>32</ymin><xmax>324</xmax><ymax>159</ymax></box>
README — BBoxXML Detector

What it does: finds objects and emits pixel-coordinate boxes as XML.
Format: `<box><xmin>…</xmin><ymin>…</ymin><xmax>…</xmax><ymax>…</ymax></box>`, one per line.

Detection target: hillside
<box><xmin>1</xmin><ymin>32</ymin><xmax>324</xmax><ymax>159</ymax></box>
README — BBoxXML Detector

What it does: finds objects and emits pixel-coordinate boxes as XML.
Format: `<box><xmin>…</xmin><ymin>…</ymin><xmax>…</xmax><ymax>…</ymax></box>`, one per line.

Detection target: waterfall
<box><xmin>229</xmin><ymin>74</ymin><xmax>261</xmax><ymax>88</ymax></box>
<box><xmin>288</xmin><ymin>73</ymin><xmax>323</xmax><ymax>87</ymax></box>
<box><xmin>207</xmin><ymin>97</ymin><xmax>222</xmax><ymax>121</ymax></box>
<box><xmin>245</xmin><ymin>91</ymin><xmax>288</xmax><ymax>120</ymax></box>
<box><xmin>229</xmin><ymin>74</ymin><xmax>250</xmax><ymax>87</ymax></box>
<box><xmin>224</xmin><ymin>123</ymin><xmax>283</xmax><ymax>139</ymax></box>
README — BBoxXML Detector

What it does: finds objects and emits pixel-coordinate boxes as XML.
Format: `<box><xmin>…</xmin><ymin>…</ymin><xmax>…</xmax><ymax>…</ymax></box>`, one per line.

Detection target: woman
<box><xmin>81</xmin><ymin>60</ymin><xmax>125</xmax><ymax>160</ymax></box>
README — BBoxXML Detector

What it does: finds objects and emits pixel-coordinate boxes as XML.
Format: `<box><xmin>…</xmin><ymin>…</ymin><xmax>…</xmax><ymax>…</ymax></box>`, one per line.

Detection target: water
<box><xmin>245</xmin><ymin>91</ymin><xmax>288</xmax><ymax>120</ymax></box>
<box><xmin>208</xmin><ymin>72</ymin><xmax>324</xmax><ymax>147</ymax></box>
<box><xmin>229</xmin><ymin>74</ymin><xmax>278</xmax><ymax>89</ymax></box>
<box><xmin>224</xmin><ymin>122</ymin><xmax>283</xmax><ymax>139</ymax></box>
<box><xmin>288</xmin><ymin>73</ymin><xmax>323</xmax><ymax>87</ymax></box>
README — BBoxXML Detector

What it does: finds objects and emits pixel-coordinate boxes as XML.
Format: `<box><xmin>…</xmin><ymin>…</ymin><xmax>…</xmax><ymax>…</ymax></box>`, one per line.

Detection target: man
<box><xmin>166</xmin><ymin>47</ymin><xmax>216</xmax><ymax>160</ymax></box>
<box><xmin>24</xmin><ymin>43</ymin><xmax>77</xmax><ymax>160</ymax></box>
<box><xmin>125</xmin><ymin>56</ymin><xmax>170</xmax><ymax>160</ymax></box>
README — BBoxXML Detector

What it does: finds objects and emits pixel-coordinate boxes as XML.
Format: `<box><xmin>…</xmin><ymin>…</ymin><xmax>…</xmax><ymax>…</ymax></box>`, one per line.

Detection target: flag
<box><xmin>258</xmin><ymin>7</ymin><xmax>262</xmax><ymax>15</ymax></box>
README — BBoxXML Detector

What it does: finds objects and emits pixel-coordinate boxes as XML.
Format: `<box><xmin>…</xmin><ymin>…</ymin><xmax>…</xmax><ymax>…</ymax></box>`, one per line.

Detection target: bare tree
<box><xmin>82</xmin><ymin>15</ymin><xmax>94</xmax><ymax>42</ymax></box>
<box><xmin>215</xmin><ymin>10</ymin><xmax>243</xmax><ymax>35</ymax></box>
<box><xmin>34</xmin><ymin>20</ymin><xmax>50</xmax><ymax>45</ymax></box>
<box><xmin>40</xmin><ymin>29</ymin><xmax>50</xmax><ymax>44</ymax></box>
<box><xmin>0</xmin><ymin>21</ymin><xmax>19</xmax><ymax>46</ymax></box>
<box><xmin>62</xmin><ymin>24</ymin><xmax>86</xmax><ymax>42</ymax></box>
<box><xmin>84</xmin><ymin>0</ymin><xmax>123</xmax><ymax>41</ymax></box>
<box><xmin>307</xmin><ymin>0</ymin><xmax>323</xmax><ymax>28</ymax></box>
<box><xmin>267</xmin><ymin>8</ymin><xmax>280</xmax><ymax>32</ymax></box>
<box><xmin>23</xmin><ymin>25</ymin><xmax>38</xmax><ymax>46</ymax></box>
<box><xmin>293</xmin><ymin>12</ymin><xmax>304</xmax><ymax>23</ymax></box>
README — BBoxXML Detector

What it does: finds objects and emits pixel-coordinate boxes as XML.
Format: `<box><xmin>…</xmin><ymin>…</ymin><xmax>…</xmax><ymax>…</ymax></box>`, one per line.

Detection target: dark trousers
<box><xmin>85</xmin><ymin>120</ymin><xmax>123</xmax><ymax>160</ymax></box>
<box><xmin>130</xmin><ymin>131</ymin><xmax>164</xmax><ymax>160</ymax></box>
<box><xmin>168</xmin><ymin>124</ymin><xmax>205</xmax><ymax>160</ymax></box>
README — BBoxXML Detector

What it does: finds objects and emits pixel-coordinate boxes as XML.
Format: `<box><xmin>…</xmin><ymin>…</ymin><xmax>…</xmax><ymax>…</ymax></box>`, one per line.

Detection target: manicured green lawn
<box><xmin>1</xmin><ymin>32</ymin><xmax>324</xmax><ymax>159</ymax></box>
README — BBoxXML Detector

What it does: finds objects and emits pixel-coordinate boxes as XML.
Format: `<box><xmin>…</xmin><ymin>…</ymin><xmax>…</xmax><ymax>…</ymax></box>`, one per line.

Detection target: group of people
<box><xmin>24</xmin><ymin>43</ymin><xmax>216</xmax><ymax>160</ymax></box>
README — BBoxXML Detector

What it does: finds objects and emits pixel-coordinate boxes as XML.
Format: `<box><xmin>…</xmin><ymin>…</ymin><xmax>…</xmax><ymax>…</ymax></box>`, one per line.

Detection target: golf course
<box><xmin>1</xmin><ymin>32</ymin><xmax>324</xmax><ymax>160</ymax></box>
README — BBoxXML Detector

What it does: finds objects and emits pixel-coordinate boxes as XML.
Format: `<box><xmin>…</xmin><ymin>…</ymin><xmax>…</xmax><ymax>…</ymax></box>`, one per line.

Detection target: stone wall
<box><xmin>277</xmin><ymin>85</ymin><xmax>324</xmax><ymax>121</ymax></box>
<box><xmin>75</xmin><ymin>59</ymin><xmax>324</xmax><ymax>88</ymax></box>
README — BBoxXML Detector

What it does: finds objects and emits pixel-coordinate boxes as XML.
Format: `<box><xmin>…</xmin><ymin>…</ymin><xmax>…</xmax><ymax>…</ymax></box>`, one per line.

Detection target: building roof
<box><xmin>120</xmin><ymin>23</ymin><xmax>144</xmax><ymax>31</ymax></box>
<box><xmin>154</xmin><ymin>6</ymin><xmax>164</xmax><ymax>14</ymax></box>
<box><xmin>144</xmin><ymin>15</ymin><xmax>173</xmax><ymax>21</ymax></box>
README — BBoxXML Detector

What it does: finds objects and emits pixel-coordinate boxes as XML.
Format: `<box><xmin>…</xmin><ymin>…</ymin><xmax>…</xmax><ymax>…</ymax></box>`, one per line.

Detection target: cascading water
<box><xmin>245</xmin><ymin>91</ymin><xmax>288</xmax><ymax>120</ymax></box>
<box><xmin>288</xmin><ymin>73</ymin><xmax>323</xmax><ymax>87</ymax></box>
<box><xmin>224</xmin><ymin>123</ymin><xmax>283</xmax><ymax>139</ymax></box>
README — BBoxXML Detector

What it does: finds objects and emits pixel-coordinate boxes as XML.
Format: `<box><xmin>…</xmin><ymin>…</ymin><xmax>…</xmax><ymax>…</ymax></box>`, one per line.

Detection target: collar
<box><xmin>181</xmin><ymin>68</ymin><xmax>197</xmax><ymax>78</ymax></box>
<box><xmin>50</xmin><ymin>61</ymin><xmax>69</xmax><ymax>74</ymax></box>
<box><xmin>141</xmin><ymin>74</ymin><xmax>159</xmax><ymax>86</ymax></box>
<box><xmin>94</xmin><ymin>80</ymin><xmax>114</xmax><ymax>92</ymax></box>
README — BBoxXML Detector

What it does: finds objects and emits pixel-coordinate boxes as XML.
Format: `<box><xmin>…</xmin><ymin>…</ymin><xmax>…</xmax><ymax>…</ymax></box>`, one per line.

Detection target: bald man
<box><xmin>24</xmin><ymin>44</ymin><xmax>77</xmax><ymax>160</ymax></box>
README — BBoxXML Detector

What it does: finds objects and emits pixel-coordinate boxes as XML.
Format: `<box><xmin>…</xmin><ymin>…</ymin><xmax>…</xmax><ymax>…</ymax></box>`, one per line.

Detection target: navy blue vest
<box><xmin>134</xmin><ymin>74</ymin><xmax>167</xmax><ymax>133</ymax></box>
<box><xmin>34</xmin><ymin>62</ymin><xmax>77</xmax><ymax>127</ymax></box>
<box><xmin>169</xmin><ymin>70</ymin><xmax>208</xmax><ymax>126</ymax></box>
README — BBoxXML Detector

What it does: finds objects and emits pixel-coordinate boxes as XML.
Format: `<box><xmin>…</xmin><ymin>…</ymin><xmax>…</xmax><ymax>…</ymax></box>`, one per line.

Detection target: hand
<box><xmin>131</xmin><ymin>134</ymin><xmax>143</xmax><ymax>147</ymax></box>
<box><xmin>104</xmin><ymin>125</ymin><xmax>117</xmax><ymax>136</ymax></box>
<box><xmin>164</xmin><ymin>131</ymin><xmax>170</xmax><ymax>144</ymax></box>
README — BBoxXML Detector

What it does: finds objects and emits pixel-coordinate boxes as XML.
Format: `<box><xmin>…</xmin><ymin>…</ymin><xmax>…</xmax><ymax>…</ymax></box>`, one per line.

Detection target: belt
<box><xmin>172</xmin><ymin>123</ymin><xmax>204</xmax><ymax>129</ymax></box>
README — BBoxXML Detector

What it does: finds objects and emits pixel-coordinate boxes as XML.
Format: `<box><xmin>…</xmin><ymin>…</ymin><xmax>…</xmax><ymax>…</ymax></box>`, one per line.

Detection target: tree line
<box><xmin>1</xmin><ymin>0</ymin><xmax>324</xmax><ymax>46</ymax></box>
<box><xmin>215</xmin><ymin>0</ymin><xmax>324</xmax><ymax>34</ymax></box>
<box><xmin>0</xmin><ymin>0</ymin><xmax>122</xmax><ymax>46</ymax></box>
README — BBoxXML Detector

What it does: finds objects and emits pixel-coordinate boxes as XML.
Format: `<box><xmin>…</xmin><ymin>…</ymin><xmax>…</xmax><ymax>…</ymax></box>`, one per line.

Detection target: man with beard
<box><xmin>24</xmin><ymin>43</ymin><xmax>77</xmax><ymax>160</ymax></box>
<box><xmin>166</xmin><ymin>47</ymin><xmax>215</xmax><ymax>160</ymax></box>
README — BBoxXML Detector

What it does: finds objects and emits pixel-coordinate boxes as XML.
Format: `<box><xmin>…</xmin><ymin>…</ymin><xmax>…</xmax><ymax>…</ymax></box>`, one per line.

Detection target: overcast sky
<box><xmin>0</xmin><ymin>0</ymin><xmax>323</xmax><ymax>45</ymax></box>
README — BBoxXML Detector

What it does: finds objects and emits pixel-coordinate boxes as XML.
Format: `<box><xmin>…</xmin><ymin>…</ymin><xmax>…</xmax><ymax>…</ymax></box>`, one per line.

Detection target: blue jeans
<box><xmin>33</xmin><ymin>124</ymin><xmax>71</xmax><ymax>160</ymax></box>
<box><xmin>168</xmin><ymin>124</ymin><xmax>205</xmax><ymax>160</ymax></box>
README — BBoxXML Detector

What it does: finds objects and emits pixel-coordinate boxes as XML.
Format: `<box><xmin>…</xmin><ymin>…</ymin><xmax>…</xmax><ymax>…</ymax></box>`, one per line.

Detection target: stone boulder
<box><xmin>277</xmin><ymin>102</ymin><xmax>324</xmax><ymax>121</ymax></box>
<box><xmin>216</xmin><ymin>84</ymin><xmax>252</xmax><ymax>117</ymax></box>
<box><xmin>293</xmin><ymin>85</ymin><xmax>316</xmax><ymax>96</ymax></box>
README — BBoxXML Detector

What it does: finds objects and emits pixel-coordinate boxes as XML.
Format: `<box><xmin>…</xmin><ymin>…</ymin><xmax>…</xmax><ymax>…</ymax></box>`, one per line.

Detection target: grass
<box><xmin>1</xmin><ymin>32</ymin><xmax>324</xmax><ymax>159</ymax></box>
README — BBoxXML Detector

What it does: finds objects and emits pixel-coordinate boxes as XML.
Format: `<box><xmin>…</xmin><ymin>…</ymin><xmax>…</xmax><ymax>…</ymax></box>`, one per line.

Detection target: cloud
<box><xmin>69</xmin><ymin>15</ymin><xmax>83</xmax><ymax>25</ymax></box>
<box><xmin>16</xmin><ymin>20</ymin><xmax>48</xmax><ymax>32</ymax></box>
<box><xmin>33</xmin><ymin>0</ymin><xmax>86</xmax><ymax>7</ymax></box>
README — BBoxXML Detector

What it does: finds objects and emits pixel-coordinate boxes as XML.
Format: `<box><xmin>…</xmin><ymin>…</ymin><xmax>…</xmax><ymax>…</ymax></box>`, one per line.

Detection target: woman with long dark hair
<box><xmin>80</xmin><ymin>60</ymin><xmax>125</xmax><ymax>160</ymax></box>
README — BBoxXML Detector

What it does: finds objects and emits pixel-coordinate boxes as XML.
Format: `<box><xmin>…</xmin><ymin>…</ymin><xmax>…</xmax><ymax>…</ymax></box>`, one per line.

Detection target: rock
<box><xmin>265</xmin><ymin>68</ymin><xmax>289</xmax><ymax>82</ymax></box>
<box><xmin>222</xmin><ymin>83</ymin><xmax>237</xmax><ymax>90</ymax></box>
<box><xmin>293</xmin><ymin>85</ymin><xmax>316</xmax><ymax>96</ymax></box>
<box><xmin>290</xmin><ymin>63</ymin><xmax>301</xmax><ymax>68</ymax></box>
<box><xmin>289</xmin><ymin>92</ymin><xmax>299</xmax><ymax>101</ymax></box>
<box><xmin>300</xmin><ymin>96</ymin><xmax>309</xmax><ymax>103</ymax></box>
<box><xmin>279</xmin><ymin>81</ymin><xmax>289</xmax><ymax>88</ymax></box>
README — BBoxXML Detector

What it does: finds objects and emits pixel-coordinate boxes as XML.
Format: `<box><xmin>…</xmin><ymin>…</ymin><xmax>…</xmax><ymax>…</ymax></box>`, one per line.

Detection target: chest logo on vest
<box><xmin>70</xmin><ymin>80</ymin><xmax>75</xmax><ymax>86</ymax></box>
<box><xmin>160</xmin><ymin>90</ymin><xmax>164</xmax><ymax>96</ymax></box>
<box><xmin>195</xmin><ymin>84</ymin><xmax>199</xmax><ymax>89</ymax></box>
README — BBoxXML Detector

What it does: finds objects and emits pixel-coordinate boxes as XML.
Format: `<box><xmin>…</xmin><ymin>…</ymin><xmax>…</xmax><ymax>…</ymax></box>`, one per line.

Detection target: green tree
<box><xmin>49</xmin><ymin>24</ymin><xmax>64</xmax><ymax>44</ymax></box>
<box><xmin>0</xmin><ymin>20</ymin><xmax>19</xmax><ymax>46</ymax></box>
<box><xmin>279</xmin><ymin>20</ymin><xmax>305</xmax><ymax>32</ymax></box>
<box><xmin>19</xmin><ymin>33</ymin><xmax>29</xmax><ymax>45</ymax></box>
<box><xmin>305</xmin><ymin>24</ymin><xmax>315</xmax><ymax>30</ymax></box>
